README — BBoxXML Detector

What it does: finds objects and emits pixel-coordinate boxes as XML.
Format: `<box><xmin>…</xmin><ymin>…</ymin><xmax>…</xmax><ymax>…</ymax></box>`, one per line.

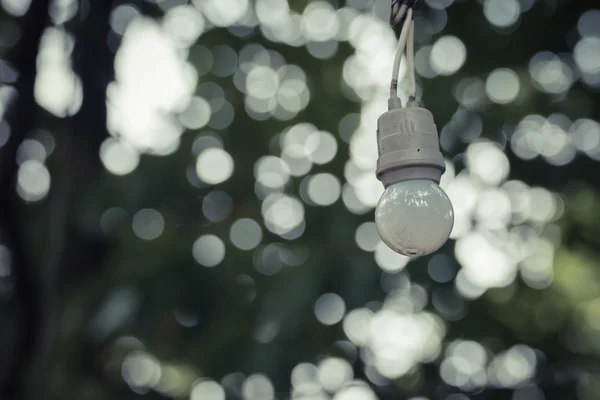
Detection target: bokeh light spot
<box><xmin>486</xmin><ymin>68</ymin><xmax>520</xmax><ymax>104</ymax></box>
<box><xmin>17</xmin><ymin>160</ymin><xmax>50</xmax><ymax>202</ymax></box>
<box><xmin>307</xmin><ymin>173</ymin><xmax>342</xmax><ymax>206</ymax></box>
<box><xmin>132</xmin><ymin>209</ymin><xmax>165</xmax><ymax>240</ymax></box>
<box><xmin>100</xmin><ymin>138</ymin><xmax>140</xmax><ymax>175</ymax></box>
<box><xmin>483</xmin><ymin>0</ymin><xmax>520</xmax><ymax>28</ymax></box>
<box><xmin>196</xmin><ymin>148</ymin><xmax>235</xmax><ymax>185</ymax></box>
<box><xmin>315</xmin><ymin>293</ymin><xmax>346</xmax><ymax>325</ymax></box>
<box><xmin>430</xmin><ymin>36</ymin><xmax>466</xmax><ymax>76</ymax></box>
<box><xmin>193</xmin><ymin>235</ymin><xmax>226</xmax><ymax>267</ymax></box>
<box><xmin>230</xmin><ymin>218</ymin><xmax>263</xmax><ymax>250</ymax></box>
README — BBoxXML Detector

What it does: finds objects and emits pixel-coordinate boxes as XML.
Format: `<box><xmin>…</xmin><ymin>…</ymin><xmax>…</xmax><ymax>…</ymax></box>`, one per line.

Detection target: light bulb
<box><xmin>375</xmin><ymin>179</ymin><xmax>454</xmax><ymax>257</ymax></box>
<box><xmin>375</xmin><ymin>103</ymin><xmax>452</xmax><ymax>256</ymax></box>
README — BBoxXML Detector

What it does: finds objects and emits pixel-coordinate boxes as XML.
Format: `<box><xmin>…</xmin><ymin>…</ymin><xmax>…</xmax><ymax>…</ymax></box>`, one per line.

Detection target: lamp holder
<box><xmin>376</xmin><ymin>101</ymin><xmax>445</xmax><ymax>188</ymax></box>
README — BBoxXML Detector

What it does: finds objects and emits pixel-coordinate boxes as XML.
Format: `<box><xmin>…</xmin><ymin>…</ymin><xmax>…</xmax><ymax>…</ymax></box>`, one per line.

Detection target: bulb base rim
<box><xmin>377</xmin><ymin>166</ymin><xmax>443</xmax><ymax>188</ymax></box>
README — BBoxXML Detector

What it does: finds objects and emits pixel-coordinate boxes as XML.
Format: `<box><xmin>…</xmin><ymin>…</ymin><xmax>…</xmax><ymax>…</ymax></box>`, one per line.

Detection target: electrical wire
<box><xmin>389</xmin><ymin>1</ymin><xmax>419</xmax><ymax>106</ymax></box>
<box><xmin>390</xmin><ymin>7</ymin><xmax>413</xmax><ymax>100</ymax></box>
<box><xmin>406</xmin><ymin>18</ymin><xmax>416</xmax><ymax>101</ymax></box>
<box><xmin>390</xmin><ymin>2</ymin><xmax>407</xmax><ymax>26</ymax></box>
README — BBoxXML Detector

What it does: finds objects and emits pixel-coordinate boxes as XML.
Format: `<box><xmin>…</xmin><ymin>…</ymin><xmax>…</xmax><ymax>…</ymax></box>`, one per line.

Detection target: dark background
<box><xmin>1</xmin><ymin>0</ymin><xmax>600</xmax><ymax>399</ymax></box>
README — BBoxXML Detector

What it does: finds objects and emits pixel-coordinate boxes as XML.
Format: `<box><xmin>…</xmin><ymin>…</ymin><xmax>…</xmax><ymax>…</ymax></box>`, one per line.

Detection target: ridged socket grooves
<box><xmin>376</xmin><ymin>106</ymin><xmax>446</xmax><ymax>188</ymax></box>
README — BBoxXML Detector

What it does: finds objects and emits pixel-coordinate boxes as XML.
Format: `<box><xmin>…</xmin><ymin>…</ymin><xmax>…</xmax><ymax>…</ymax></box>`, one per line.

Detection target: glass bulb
<box><xmin>375</xmin><ymin>179</ymin><xmax>454</xmax><ymax>257</ymax></box>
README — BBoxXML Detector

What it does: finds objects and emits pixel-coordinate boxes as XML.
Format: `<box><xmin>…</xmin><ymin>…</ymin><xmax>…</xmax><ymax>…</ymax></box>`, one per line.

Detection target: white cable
<box><xmin>406</xmin><ymin>18</ymin><xmax>416</xmax><ymax>101</ymax></box>
<box><xmin>390</xmin><ymin>7</ymin><xmax>413</xmax><ymax>100</ymax></box>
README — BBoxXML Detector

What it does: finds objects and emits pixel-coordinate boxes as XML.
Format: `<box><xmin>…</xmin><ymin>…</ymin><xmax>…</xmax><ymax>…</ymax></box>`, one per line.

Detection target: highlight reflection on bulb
<box><xmin>375</xmin><ymin>179</ymin><xmax>454</xmax><ymax>257</ymax></box>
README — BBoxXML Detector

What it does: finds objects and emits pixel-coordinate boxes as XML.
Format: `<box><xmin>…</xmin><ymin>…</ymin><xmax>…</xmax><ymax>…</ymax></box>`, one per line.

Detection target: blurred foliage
<box><xmin>1</xmin><ymin>0</ymin><xmax>600</xmax><ymax>400</ymax></box>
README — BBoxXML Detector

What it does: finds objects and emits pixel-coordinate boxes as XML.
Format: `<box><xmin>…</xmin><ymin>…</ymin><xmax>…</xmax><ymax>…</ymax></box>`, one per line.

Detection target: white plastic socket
<box><xmin>376</xmin><ymin>102</ymin><xmax>446</xmax><ymax>188</ymax></box>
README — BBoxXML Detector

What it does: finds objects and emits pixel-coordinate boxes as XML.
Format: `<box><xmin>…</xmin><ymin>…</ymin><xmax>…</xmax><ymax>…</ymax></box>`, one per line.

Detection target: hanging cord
<box><xmin>389</xmin><ymin>0</ymin><xmax>418</xmax><ymax>108</ymax></box>
<box><xmin>389</xmin><ymin>7</ymin><xmax>413</xmax><ymax>100</ymax></box>
<box><xmin>406</xmin><ymin>18</ymin><xmax>416</xmax><ymax>101</ymax></box>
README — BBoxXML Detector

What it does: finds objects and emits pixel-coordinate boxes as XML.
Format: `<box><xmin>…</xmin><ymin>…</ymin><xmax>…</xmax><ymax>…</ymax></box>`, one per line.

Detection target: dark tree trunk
<box><xmin>0</xmin><ymin>1</ymin><xmax>51</xmax><ymax>399</ymax></box>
